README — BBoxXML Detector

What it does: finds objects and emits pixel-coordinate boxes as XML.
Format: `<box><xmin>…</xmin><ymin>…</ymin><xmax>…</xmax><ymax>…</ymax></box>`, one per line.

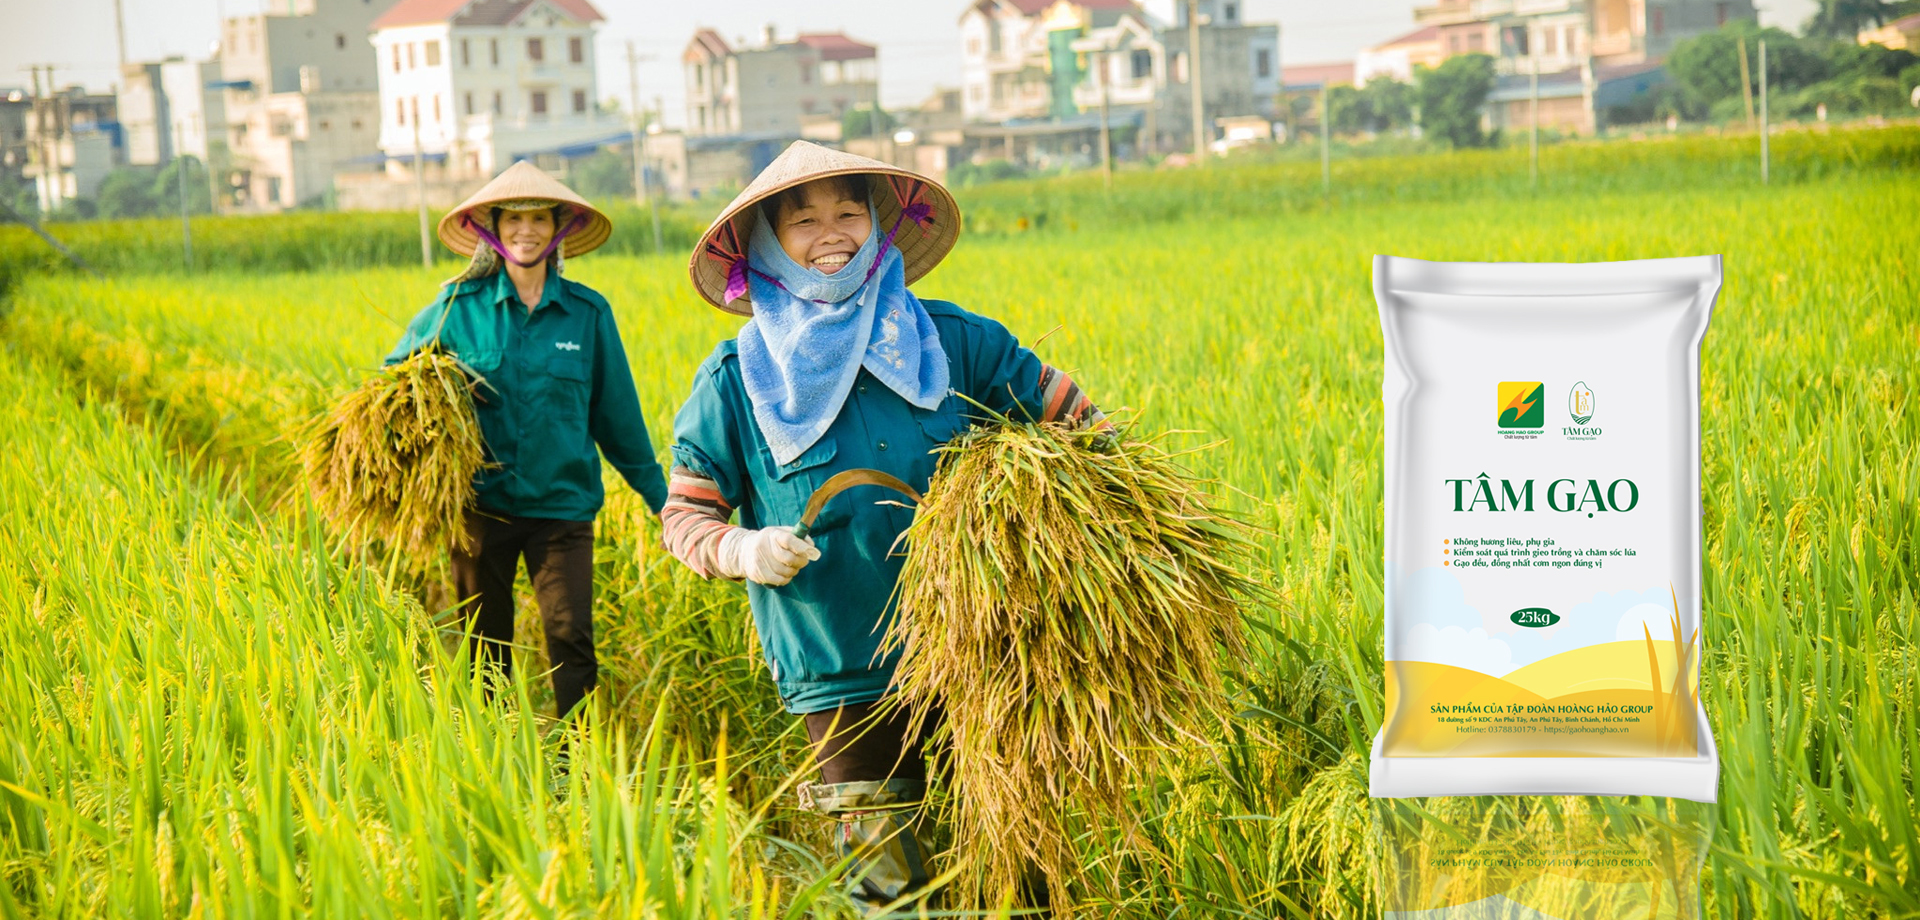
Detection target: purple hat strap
<box><xmin>464</xmin><ymin>209</ymin><xmax>591</xmax><ymax>268</ymax></box>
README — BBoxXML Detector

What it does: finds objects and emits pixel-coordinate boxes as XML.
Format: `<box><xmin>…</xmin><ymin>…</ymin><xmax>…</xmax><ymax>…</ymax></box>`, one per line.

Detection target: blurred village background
<box><xmin>2</xmin><ymin>0</ymin><xmax>1918</xmax><ymax>223</ymax></box>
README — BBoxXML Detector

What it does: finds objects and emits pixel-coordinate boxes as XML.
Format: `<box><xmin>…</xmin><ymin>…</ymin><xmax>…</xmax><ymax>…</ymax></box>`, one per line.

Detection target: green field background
<box><xmin>0</xmin><ymin>127</ymin><xmax>1915</xmax><ymax>917</ymax></box>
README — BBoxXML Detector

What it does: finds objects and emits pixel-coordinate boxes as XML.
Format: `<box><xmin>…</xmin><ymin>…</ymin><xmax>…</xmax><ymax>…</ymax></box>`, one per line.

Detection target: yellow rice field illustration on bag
<box><xmin>1382</xmin><ymin>588</ymin><xmax>1700</xmax><ymax>758</ymax></box>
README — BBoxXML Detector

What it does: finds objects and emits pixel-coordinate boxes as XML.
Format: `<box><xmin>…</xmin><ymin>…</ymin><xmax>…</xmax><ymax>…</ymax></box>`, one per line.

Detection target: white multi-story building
<box><xmin>683</xmin><ymin>26</ymin><xmax>879</xmax><ymax>138</ymax></box>
<box><xmin>369</xmin><ymin>0</ymin><xmax>618</xmax><ymax>181</ymax></box>
<box><xmin>1413</xmin><ymin>0</ymin><xmax>1756</xmax><ymax>73</ymax></box>
<box><xmin>120</xmin><ymin>58</ymin><xmax>229</xmax><ymax>167</ymax></box>
<box><xmin>959</xmin><ymin>0</ymin><xmax>1278</xmax><ymax>152</ymax></box>
<box><xmin>219</xmin><ymin>0</ymin><xmax>383</xmax><ymax>209</ymax></box>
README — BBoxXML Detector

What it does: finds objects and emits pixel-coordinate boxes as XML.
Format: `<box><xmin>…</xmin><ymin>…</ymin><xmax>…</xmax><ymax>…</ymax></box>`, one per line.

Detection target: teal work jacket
<box><xmin>386</xmin><ymin>268</ymin><xmax>668</xmax><ymax>520</ymax></box>
<box><xmin>670</xmin><ymin>300</ymin><xmax>1055</xmax><ymax>713</ymax></box>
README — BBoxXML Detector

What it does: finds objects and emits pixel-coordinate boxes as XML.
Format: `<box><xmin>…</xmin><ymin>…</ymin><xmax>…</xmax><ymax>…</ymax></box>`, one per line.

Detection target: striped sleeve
<box><xmin>1037</xmin><ymin>364</ymin><xmax>1110</xmax><ymax>429</ymax></box>
<box><xmin>662</xmin><ymin>464</ymin><xmax>739</xmax><ymax>579</ymax></box>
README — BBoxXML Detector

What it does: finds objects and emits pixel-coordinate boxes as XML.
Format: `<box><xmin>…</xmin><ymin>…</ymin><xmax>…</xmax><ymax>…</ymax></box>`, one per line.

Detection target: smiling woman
<box><xmin>664</xmin><ymin>140</ymin><xmax>1109</xmax><ymax>912</ymax></box>
<box><xmin>765</xmin><ymin>175</ymin><xmax>873</xmax><ymax>274</ymax></box>
<box><xmin>382</xmin><ymin>161</ymin><xmax>668</xmax><ymax>722</ymax></box>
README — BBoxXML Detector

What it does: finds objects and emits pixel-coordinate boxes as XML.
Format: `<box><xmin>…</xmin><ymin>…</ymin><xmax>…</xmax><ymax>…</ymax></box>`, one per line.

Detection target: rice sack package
<box><xmin>1370</xmin><ymin>255</ymin><xmax>1720</xmax><ymax>801</ymax></box>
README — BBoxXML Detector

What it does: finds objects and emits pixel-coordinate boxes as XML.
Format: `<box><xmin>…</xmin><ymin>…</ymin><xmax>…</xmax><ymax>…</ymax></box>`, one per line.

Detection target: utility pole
<box><xmin>1319</xmin><ymin>81</ymin><xmax>1330</xmax><ymax>191</ymax></box>
<box><xmin>1529</xmin><ymin>53</ymin><xmax>1539</xmax><ymax>190</ymax></box>
<box><xmin>113</xmin><ymin>0</ymin><xmax>129</xmax><ymax>78</ymax></box>
<box><xmin>1736</xmin><ymin>39</ymin><xmax>1755</xmax><ymax>130</ymax></box>
<box><xmin>1096</xmin><ymin>49</ymin><xmax>1112</xmax><ymax>191</ymax></box>
<box><xmin>1186</xmin><ymin>0</ymin><xmax>1206</xmax><ymax>163</ymax></box>
<box><xmin>650</xmin><ymin>93</ymin><xmax>665</xmax><ymax>250</ymax></box>
<box><xmin>1758</xmin><ymin>40</ymin><xmax>1769</xmax><ymax>185</ymax></box>
<box><xmin>625</xmin><ymin>39</ymin><xmax>660</xmax><ymax>252</ymax></box>
<box><xmin>412</xmin><ymin>96</ymin><xmax>431</xmax><ymax>268</ymax></box>
<box><xmin>175</xmin><ymin>120</ymin><xmax>192</xmax><ymax>271</ymax></box>
<box><xmin>34</xmin><ymin>65</ymin><xmax>66</xmax><ymax>213</ymax></box>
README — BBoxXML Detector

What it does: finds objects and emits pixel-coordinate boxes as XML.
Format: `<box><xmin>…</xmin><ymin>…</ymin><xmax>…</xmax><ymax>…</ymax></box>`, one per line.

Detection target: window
<box><xmin>464</xmin><ymin>92</ymin><xmax>474</xmax><ymax>115</ymax></box>
<box><xmin>968</xmin><ymin>37</ymin><xmax>981</xmax><ymax>57</ymax></box>
<box><xmin>1543</xmin><ymin>28</ymin><xmax>1557</xmax><ymax>54</ymax></box>
<box><xmin>1716</xmin><ymin>2</ymin><xmax>1729</xmax><ymax>25</ymax></box>
<box><xmin>800</xmin><ymin>62</ymin><xmax>812</xmax><ymax>84</ymax></box>
<box><xmin>491</xmin><ymin>91</ymin><xmax>502</xmax><ymax>114</ymax></box>
<box><xmin>1504</xmin><ymin>25</ymin><xmax>1528</xmax><ymax>55</ymax></box>
<box><xmin>569</xmin><ymin>37</ymin><xmax>583</xmax><ymax>64</ymax></box>
<box><xmin>1224</xmin><ymin>2</ymin><xmax>1238</xmax><ymax>22</ymax></box>
<box><xmin>335</xmin><ymin>33</ymin><xmax>345</xmax><ymax>49</ymax></box>
<box><xmin>407</xmin><ymin>42</ymin><xmax>416</xmax><ymax>68</ymax></box>
<box><xmin>350</xmin><ymin>118</ymin><xmax>362</xmax><ymax>129</ymax></box>
<box><xmin>1466</xmin><ymin>32</ymin><xmax>1484</xmax><ymax>51</ymax></box>
<box><xmin>531</xmin><ymin>91</ymin><xmax>547</xmax><ymax>114</ymax></box>
<box><xmin>489</xmin><ymin>39</ymin><xmax>499</xmax><ymax>66</ymax></box>
<box><xmin>1652</xmin><ymin>8</ymin><xmax>1665</xmax><ymax>33</ymax></box>
<box><xmin>527</xmin><ymin>38</ymin><xmax>544</xmax><ymax>62</ymax></box>
<box><xmin>694</xmin><ymin>63</ymin><xmax>705</xmax><ymax>90</ymax></box>
<box><xmin>572</xmin><ymin>89</ymin><xmax>586</xmax><ymax>113</ymax></box>
<box><xmin>395</xmin><ymin>98</ymin><xmax>405</xmax><ymax>124</ymax></box>
<box><xmin>1255</xmin><ymin>48</ymin><xmax>1271</xmax><ymax>78</ymax></box>
<box><xmin>1132</xmin><ymin>48</ymin><xmax>1153</xmax><ymax>79</ymax></box>
<box><xmin>425</xmin><ymin>40</ymin><xmax>441</xmax><ymax>66</ymax></box>
<box><xmin>461</xmin><ymin>39</ymin><xmax>470</xmax><ymax>66</ymax></box>
<box><xmin>988</xmin><ymin>21</ymin><xmax>1001</xmax><ymax>54</ymax></box>
<box><xmin>319</xmin><ymin>119</ymin><xmax>330</xmax><ymax>130</ymax></box>
<box><xmin>822</xmin><ymin>60</ymin><xmax>841</xmax><ymax>85</ymax></box>
<box><xmin>432</xmin><ymin>94</ymin><xmax>441</xmax><ymax>121</ymax></box>
<box><xmin>391</xmin><ymin>45</ymin><xmax>402</xmax><ymax>72</ymax></box>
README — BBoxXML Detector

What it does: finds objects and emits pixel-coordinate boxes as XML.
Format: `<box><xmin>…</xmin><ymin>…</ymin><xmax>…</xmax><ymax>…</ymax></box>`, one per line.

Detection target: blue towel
<box><xmin>737</xmin><ymin>205</ymin><xmax>950</xmax><ymax>465</ymax></box>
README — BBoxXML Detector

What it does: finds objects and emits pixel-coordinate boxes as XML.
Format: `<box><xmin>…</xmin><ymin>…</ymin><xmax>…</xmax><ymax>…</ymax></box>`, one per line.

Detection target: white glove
<box><xmin>715</xmin><ymin>525</ymin><xmax>821</xmax><ymax>586</ymax></box>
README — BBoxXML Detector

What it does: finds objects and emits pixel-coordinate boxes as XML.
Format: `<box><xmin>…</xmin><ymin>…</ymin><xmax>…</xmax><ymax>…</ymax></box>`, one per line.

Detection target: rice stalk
<box><xmin>886</xmin><ymin>418</ymin><xmax>1258</xmax><ymax>910</ymax></box>
<box><xmin>297</xmin><ymin>347</ymin><xmax>489</xmax><ymax>558</ymax></box>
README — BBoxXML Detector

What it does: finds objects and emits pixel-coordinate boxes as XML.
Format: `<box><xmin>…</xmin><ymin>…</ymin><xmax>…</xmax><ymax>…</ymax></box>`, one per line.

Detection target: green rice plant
<box><xmin>1</xmin><ymin>124</ymin><xmax>1915</xmax><ymax>917</ymax></box>
<box><xmin>886</xmin><ymin>418</ymin><xmax>1257</xmax><ymax>908</ymax></box>
<box><xmin>0</xmin><ymin>347</ymin><xmax>858</xmax><ymax>918</ymax></box>
<box><xmin>298</xmin><ymin>347</ymin><xmax>489</xmax><ymax>558</ymax></box>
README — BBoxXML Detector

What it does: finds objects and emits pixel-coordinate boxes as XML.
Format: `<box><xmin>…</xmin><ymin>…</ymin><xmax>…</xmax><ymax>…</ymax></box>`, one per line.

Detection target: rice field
<box><xmin>1</xmin><ymin>125</ymin><xmax>1916</xmax><ymax>917</ymax></box>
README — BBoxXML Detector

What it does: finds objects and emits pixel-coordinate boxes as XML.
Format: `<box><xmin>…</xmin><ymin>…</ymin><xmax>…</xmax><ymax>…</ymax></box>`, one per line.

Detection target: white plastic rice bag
<box><xmin>1370</xmin><ymin>255</ymin><xmax>1720</xmax><ymax>801</ymax></box>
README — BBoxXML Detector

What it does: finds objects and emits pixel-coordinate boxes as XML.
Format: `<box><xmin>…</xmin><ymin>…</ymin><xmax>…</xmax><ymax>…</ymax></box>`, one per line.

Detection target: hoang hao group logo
<box><xmin>1496</xmin><ymin>381</ymin><xmax>1545</xmax><ymax>430</ymax></box>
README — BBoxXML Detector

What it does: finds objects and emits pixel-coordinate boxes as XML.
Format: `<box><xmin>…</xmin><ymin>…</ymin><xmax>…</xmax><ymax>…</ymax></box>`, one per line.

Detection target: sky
<box><xmin>4</xmin><ymin>0</ymin><xmax>1818</xmax><ymax>129</ymax></box>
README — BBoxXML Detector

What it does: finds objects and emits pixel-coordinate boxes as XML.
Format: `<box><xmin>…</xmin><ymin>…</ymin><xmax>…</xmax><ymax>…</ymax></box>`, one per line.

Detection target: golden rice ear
<box><xmin>297</xmin><ymin>350</ymin><xmax>490</xmax><ymax>569</ymax></box>
<box><xmin>883</xmin><ymin>420</ymin><xmax>1257</xmax><ymax>907</ymax></box>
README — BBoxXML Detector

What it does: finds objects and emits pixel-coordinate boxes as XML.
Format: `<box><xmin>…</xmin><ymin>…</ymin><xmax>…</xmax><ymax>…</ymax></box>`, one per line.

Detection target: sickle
<box><xmin>791</xmin><ymin>469</ymin><xmax>923</xmax><ymax>540</ymax></box>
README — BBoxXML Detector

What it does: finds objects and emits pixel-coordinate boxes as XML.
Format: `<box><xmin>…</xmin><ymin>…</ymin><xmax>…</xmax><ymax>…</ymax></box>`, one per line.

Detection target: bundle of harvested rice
<box><xmin>886</xmin><ymin>419</ymin><xmax>1256</xmax><ymax>906</ymax></box>
<box><xmin>298</xmin><ymin>348</ymin><xmax>488</xmax><ymax>556</ymax></box>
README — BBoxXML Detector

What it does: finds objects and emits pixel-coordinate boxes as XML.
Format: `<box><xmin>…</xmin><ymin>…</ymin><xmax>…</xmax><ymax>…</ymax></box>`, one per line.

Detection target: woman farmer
<box><xmin>661</xmin><ymin>141</ymin><xmax>1105</xmax><ymax>907</ymax></box>
<box><xmin>385</xmin><ymin>161</ymin><xmax>668</xmax><ymax>720</ymax></box>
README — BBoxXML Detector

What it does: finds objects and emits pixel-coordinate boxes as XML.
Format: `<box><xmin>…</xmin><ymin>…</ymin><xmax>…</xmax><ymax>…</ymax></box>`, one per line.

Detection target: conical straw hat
<box><xmin>689</xmin><ymin>140</ymin><xmax>962</xmax><ymax>315</ymax></box>
<box><xmin>437</xmin><ymin>160</ymin><xmax>612</xmax><ymax>259</ymax></box>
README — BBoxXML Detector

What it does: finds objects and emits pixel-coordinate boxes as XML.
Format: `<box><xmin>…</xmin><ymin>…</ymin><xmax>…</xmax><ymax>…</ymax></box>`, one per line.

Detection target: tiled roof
<box><xmin>686</xmin><ymin>28</ymin><xmax>730</xmax><ymax>62</ymax></box>
<box><xmin>371</xmin><ymin>0</ymin><xmax>603</xmax><ymax>30</ymax></box>
<box><xmin>1001</xmin><ymin>0</ymin><xmax>1139</xmax><ymax>15</ymax></box>
<box><xmin>793</xmin><ymin>33</ymin><xmax>876</xmax><ymax>61</ymax></box>
<box><xmin>1281</xmin><ymin>61</ymin><xmax>1356</xmax><ymax>87</ymax></box>
<box><xmin>1373</xmin><ymin>25</ymin><xmax>1440</xmax><ymax>49</ymax></box>
<box><xmin>371</xmin><ymin>0</ymin><xmax>468</xmax><ymax>29</ymax></box>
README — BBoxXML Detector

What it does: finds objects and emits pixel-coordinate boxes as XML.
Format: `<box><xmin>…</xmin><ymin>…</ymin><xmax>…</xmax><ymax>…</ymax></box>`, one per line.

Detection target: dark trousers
<box><xmin>804</xmin><ymin>701</ymin><xmax>942</xmax><ymax>784</ymax></box>
<box><xmin>450</xmin><ymin>511</ymin><xmax>598</xmax><ymax>718</ymax></box>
